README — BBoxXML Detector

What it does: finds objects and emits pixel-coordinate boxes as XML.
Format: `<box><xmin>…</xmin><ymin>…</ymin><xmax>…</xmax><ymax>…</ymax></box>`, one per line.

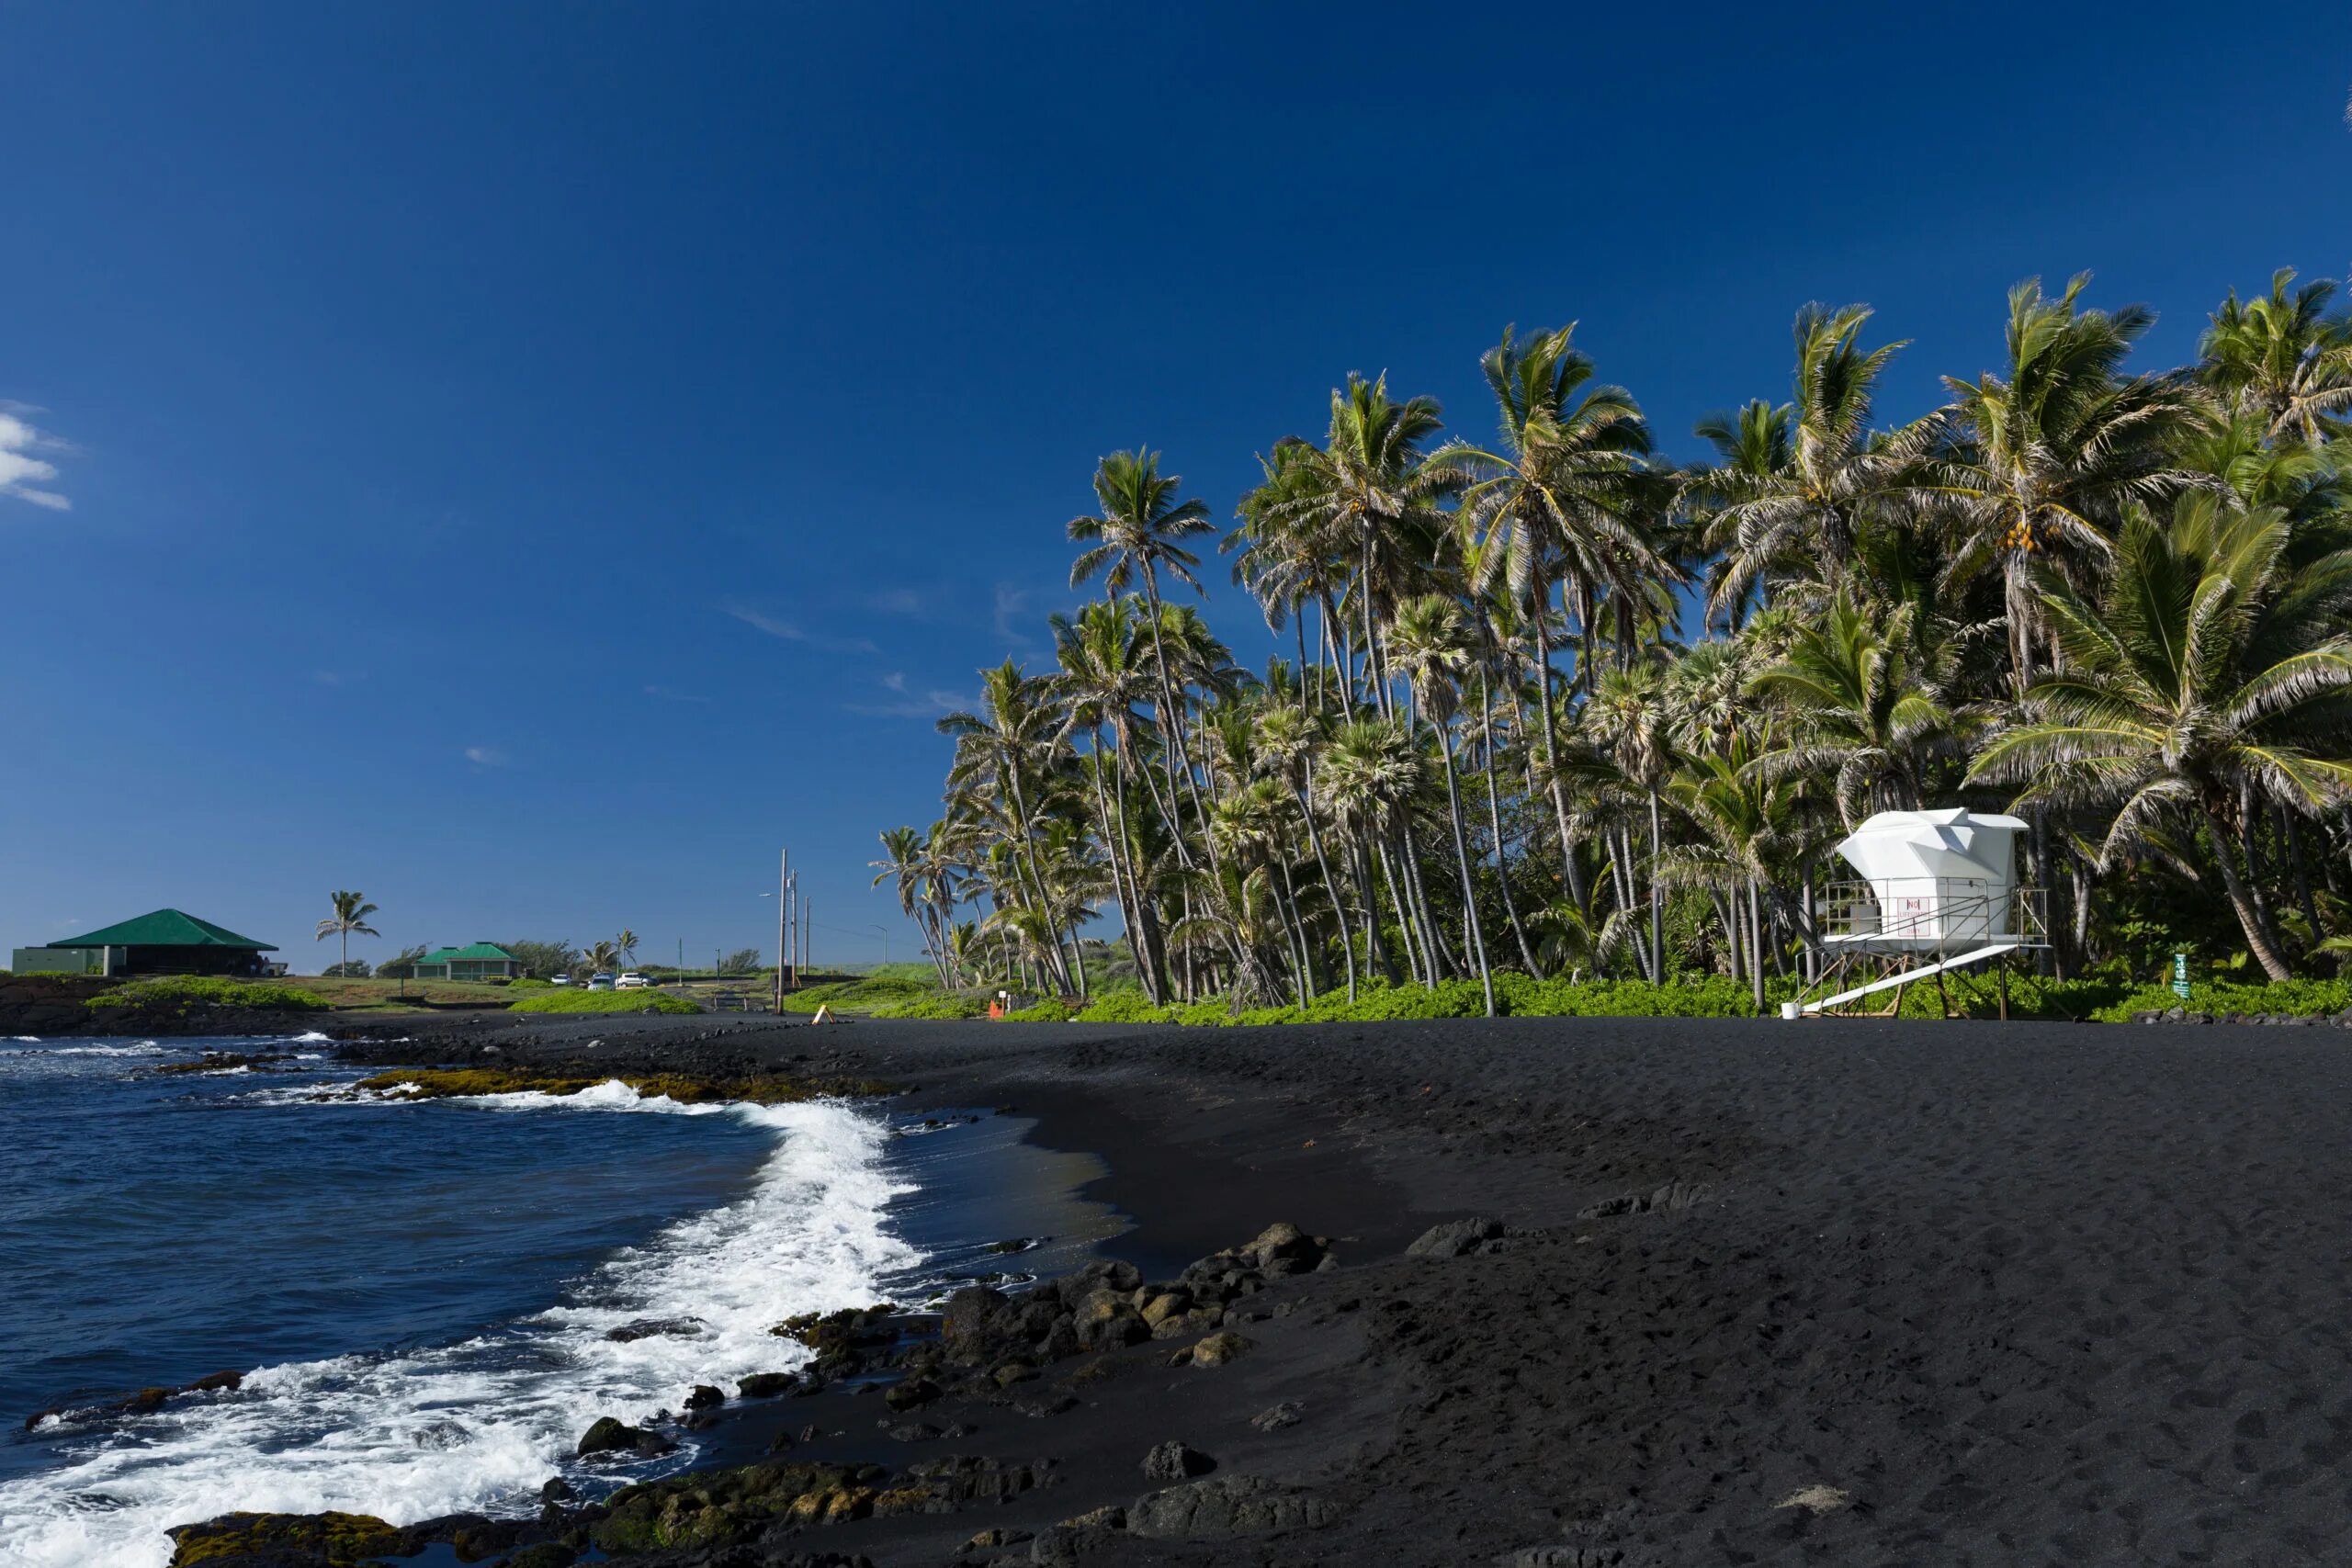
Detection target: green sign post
<box><xmin>2171</xmin><ymin>952</ymin><xmax>2191</xmax><ymax>1000</ymax></box>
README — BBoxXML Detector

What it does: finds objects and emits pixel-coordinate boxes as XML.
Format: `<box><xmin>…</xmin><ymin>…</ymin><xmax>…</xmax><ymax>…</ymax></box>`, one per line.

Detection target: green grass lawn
<box><xmin>273</xmin><ymin>976</ymin><xmax>524</xmax><ymax>1011</ymax></box>
<box><xmin>506</xmin><ymin>987</ymin><xmax>703</xmax><ymax>1015</ymax></box>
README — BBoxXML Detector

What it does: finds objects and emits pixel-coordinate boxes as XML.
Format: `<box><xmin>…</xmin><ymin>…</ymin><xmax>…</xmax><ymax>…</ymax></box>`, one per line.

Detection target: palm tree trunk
<box><xmin>1353</xmin><ymin>840</ymin><xmax>1396</xmax><ymax>984</ymax></box>
<box><xmin>1477</xmin><ymin>694</ymin><xmax>1543</xmax><ymax>976</ymax></box>
<box><xmin>1278</xmin><ymin>853</ymin><xmax>1318</xmax><ymax>1000</ymax></box>
<box><xmin>1375</xmin><ymin>840</ymin><xmax>1424</xmax><ymax>983</ymax></box>
<box><xmin>1290</xmin><ymin>769</ymin><xmax>1356</xmax><ymax>1002</ymax></box>
<box><xmin>1085</xmin><ymin>738</ymin><xmax>1146</xmax><ymax>999</ymax></box>
<box><xmin>1747</xmin><ymin>877</ymin><xmax>1766</xmax><ymax>1014</ymax></box>
<box><xmin>1436</xmin><ymin>730</ymin><xmax>1495</xmax><ymax>1016</ymax></box>
<box><xmin>1647</xmin><ymin>788</ymin><xmax>1666</xmax><ymax>981</ymax></box>
<box><xmin>2284</xmin><ymin>807</ymin><xmax>2324</xmax><ymax>948</ymax></box>
<box><xmin>1400</xmin><ymin>829</ymin><xmax>1453</xmax><ymax>978</ymax></box>
<box><xmin>2204</xmin><ymin>806</ymin><xmax>2295</xmax><ymax>982</ymax></box>
<box><xmin>1526</xmin><ymin>570</ymin><xmax>1583</xmax><ymax>901</ymax></box>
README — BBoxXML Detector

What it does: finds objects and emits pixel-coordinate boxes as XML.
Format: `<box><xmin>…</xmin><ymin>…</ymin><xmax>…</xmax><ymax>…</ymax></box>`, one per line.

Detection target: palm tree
<box><xmin>1695</xmin><ymin>304</ymin><xmax>1925</xmax><ymax>622</ymax></box>
<box><xmin>616</xmin><ymin>930</ymin><xmax>639</xmax><ymax>972</ymax></box>
<box><xmin>1968</xmin><ymin>494</ymin><xmax>2352</xmax><ymax>979</ymax></box>
<box><xmin>873</xmin><ymin>826</ymin><xmax>954</xmax><ymax>984</ymax></box>
<box><xmin>1052</xmin><ymin>598</ymin><xmax>1171</xmax><ymax>1000</ymax></box>
<box><xmin>1316</xmin><ymin>718</ymin><xmax>1421</xmax><ymax>984</ymax></box>
<box><xmin>1442</xmin><ymin>323</ymin><xmax>1659</xmax><ymax>872</ymax></box>
<box><xmin>1069</xmin><ymin>449</ymin><xmax>1219</xmax><ymax>845</ymax></box>
<box><xmin>939</xmin><ymin>661</ymin><xmax>1078</xmax><ymax>992</ymax></box>
<box><xmin>1747</xmin><ymin>592</ymin><xmax>1961</xmax><ymax>829</ymax></box>
<box><xmin>1253</xmin><ymin>701</ymin><xmax>1357</xmax><ymax>1000</ymax></box>
<box><xmin>1687</xmin><ymin>400</ymin><xmax>1790</xmax><ymax>629</ymax></box>
<box><xmin>1585</xmin><ymin>665</ymin><xmax>1672</xmax><ymax>981</ymax></box>
<box><xmin>315</xmin><ymin>890</ymin><xmax>380</xmax><ymax>974</ymax></box>
<box><xmin>1932</xmin><ymin>274</ymin><xmax>2210</xmax><ymax>697</ymax></box>
<box><xmin>2199</xmin><ymin>268</ymin><xmax>2352</xmax><ymax>445</ymax></box>
<box><xmin>1388</xmin><ymin>594</ymin><xmax>1494</xmax><ymax>1014</ymax></box>
<box><xmin>1665</xmin><ymin>738</ymin><xmax>1797</xmax><ymax>1012</ymax></box>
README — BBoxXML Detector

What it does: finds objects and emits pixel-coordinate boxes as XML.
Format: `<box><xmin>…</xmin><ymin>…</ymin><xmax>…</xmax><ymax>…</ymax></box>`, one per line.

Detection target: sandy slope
<box><xmin>328</xmin><ymin>1013</ymin><xmax>2352</xmax><ymax>1566</ymax></box>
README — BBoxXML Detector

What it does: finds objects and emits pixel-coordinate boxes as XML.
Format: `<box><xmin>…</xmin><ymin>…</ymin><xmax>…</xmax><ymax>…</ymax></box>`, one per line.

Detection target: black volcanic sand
<box><xmin>320</xmin><ymin>1013</ymin><xmax>2352</xmax><ymax>1566</ymax></box>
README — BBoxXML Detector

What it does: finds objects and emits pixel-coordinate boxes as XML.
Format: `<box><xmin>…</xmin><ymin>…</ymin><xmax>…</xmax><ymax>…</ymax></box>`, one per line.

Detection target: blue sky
<box><xmin>3</xmin><ymin>4</ymin><xmax>2347</xmax><ymax>971</ymax></box>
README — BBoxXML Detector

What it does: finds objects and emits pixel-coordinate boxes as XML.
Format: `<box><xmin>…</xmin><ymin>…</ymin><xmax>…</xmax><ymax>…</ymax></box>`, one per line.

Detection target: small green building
<box><xmin>413</xmin><ymin>942</ymin><xmax>524</xmax><ymax>980</ymax></box>
<box><xmin>16</xmin><ymin>908</ymin><xmax>278</xmax><ymax>977</ymax></box>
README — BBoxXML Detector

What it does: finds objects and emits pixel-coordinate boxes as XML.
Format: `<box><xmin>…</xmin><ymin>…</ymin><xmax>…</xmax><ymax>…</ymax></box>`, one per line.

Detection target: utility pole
<box><xmin>785</xmin><ymin>870</ymin><xmax>800</xmax><ymax>991</ymax></box>
<box><xmin>802</xmin><ymin>893</ymin><xmax>812</xmax><ymax>974</ymax></box>
<box><xmin>775</xmin><ymin>849</ymin><xmax>789</xmax><ymax>1010</ymax></box>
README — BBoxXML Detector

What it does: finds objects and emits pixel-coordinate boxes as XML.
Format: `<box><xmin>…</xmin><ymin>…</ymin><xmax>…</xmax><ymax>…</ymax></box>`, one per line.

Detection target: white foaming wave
<box><xmin>34</xmin><ymin>1043</ymin><xmax>164</xmax><ymax>1057</ymax></box>
<box><xmin>290</xmin><ymin>1031</ymin><xmax>333</xmax><ymax>1043</ymax></box>
<box><xmin>0</xmin><ymin>1093</ymin><xmax>918</xmax><ymax>1568</ymax></box>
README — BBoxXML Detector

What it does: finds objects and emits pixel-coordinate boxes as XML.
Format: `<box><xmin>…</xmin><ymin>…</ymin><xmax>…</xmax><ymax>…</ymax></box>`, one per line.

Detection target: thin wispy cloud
<box><xmin>723</xmin><ymin>601</ymin><xmax>878</xmax><ymax>655</ymax></box>
<box><xmin>867</xmin><ymin>588</ymin><xmax>926</xmax><ymax>616</ymax></box>
<box><xmin>463</xmin><ymin>745</ymin><xmax>507</xmax><ymax>767</ymax></box>
<box><xmin>843</xmin><ymin>674</ymin><xmax>971</xmax><ymax>719</ymax></box>
<box><xmin>992</xmin><ymin>583</ymin><xmax>1037</xmax><ymax>649</ymax></box>
<box><xmin>0</xmin><ymin>406</ymin><xmax>73</xmax><ymax>512</ymax></box>
<box><xmin>644</xmin><ymin>683</ymin><xmax>712</xmax><ymax>705</ymax></box>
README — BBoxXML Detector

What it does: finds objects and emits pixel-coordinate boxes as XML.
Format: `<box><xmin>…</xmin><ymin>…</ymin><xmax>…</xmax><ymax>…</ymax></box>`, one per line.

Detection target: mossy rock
<box><xmin>166</xmin><ymin>1510</ymin><xmax>402</xmax><ymax>1566</ymax></box>
<box><xmin>591</xmin><ymin>1461</ymin><xmax>886</xmax><ymax>1552</ymax></box>
<box><xmin>768</xmin><ymin>1303</ymin><xmax>897</xmax><ymax>1353</ymax></box>
<box><xmin>355</xmin><ymin>1067</ymin><xmax>898</xmax><ymax>1105</ymax></box>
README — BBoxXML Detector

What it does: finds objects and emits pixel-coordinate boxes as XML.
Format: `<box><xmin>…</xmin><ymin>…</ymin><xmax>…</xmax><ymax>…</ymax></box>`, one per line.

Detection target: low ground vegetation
<box><xmin>505</xmin><ymin>988</ymin><xmax>702</xmax><ymax>1016</ymax></box>
<box><xmin>86</xmin><ymin>976</ymin><xmax>327</xmax><ymax>1013</ymax></box>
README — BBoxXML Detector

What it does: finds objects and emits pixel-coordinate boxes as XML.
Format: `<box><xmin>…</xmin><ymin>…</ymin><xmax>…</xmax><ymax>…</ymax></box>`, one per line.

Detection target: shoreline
<box><xmin>107</xmin><ymin>1011</ymin><xmax>2352</xmax><ymax>1563</ymax></box>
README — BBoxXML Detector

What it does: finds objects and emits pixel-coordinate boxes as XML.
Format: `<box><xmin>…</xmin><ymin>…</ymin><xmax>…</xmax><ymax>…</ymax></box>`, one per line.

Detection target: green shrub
<box><xmin>1001</xmin><ymin>999</ymin><xmax>1075</xmax><ymax>1022</ymax></box>
<box><xmin>507</xmin><ymin>989</ymin><xmax>702</xmax><ymax>1015</ymax></box>
<box><xmin>1067</xmin><ymin>988</ymin><xmax>1168</xmax><ymax>1023</ymax></box>
<box><xmin>868</xmin><ymin>993</ymin><xmax>989</xmax><ymax>1020</ymax></box>
<box><xmin>89</xmin><ymin>976</ymin><xmax>328</xmax><ymax>1012</ymax></box>
<box><xmin>507</xmin><ymin>976</ymin><xmax>552</xmax><ymax>989</ymax></box>
<box><xmin>2084</xmin><ymin>977</ymin><xmax>2352</xmax><ymax>1022</ymax></box>
<box><xmin>781</xmin><ymin>974</ymin><xmax>940</xmax><ymax>1013</ymax></box>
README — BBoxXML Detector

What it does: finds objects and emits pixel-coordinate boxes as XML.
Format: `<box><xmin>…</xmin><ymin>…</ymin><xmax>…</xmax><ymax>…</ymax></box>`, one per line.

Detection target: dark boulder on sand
<box><xmin>1141</xmin><ymin>1439</ymin><xmax>1216</xmax><ymax>1481</ymax></box>
<box><xmin>1128</xmin><ymin>1474</ymin><xmax>1339</xmax><ymax>1539</ymax></box>
<box><xmin>1404</xmin><ymin>1216</ymin><xmax>1507</xmax><ymax>1257</ymax></box>
<box><xmin>738</xmin><ymin>1371</ymin><xmax>797</xmax><ymax>1397</ymax></box>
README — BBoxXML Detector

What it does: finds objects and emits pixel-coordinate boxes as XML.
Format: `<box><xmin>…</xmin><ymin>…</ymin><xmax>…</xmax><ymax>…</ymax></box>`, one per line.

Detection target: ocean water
<box><xmin>0</xmin><ymin>1034</ymin><xmax>1111</xmax><ymax>1568</ymax></box>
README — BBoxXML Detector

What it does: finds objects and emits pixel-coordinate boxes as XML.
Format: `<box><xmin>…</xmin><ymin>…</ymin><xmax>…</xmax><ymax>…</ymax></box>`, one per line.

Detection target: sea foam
<box><xmin>0</xmin><ymin>1086</ymin><xmax>918</xmax><ymax>1568</ymax></box>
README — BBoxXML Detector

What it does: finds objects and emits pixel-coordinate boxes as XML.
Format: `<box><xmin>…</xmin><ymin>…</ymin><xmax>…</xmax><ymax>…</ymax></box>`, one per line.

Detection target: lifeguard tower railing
<box><xmin>1816</xmin><ymin>877</ymin><xmax>2049</xmax><ymax>955</ymax></box>
<box><xmin>1793</xmin><ymin>877</ymin><xmax>2049</xmax><ymax>1018</ymax></box>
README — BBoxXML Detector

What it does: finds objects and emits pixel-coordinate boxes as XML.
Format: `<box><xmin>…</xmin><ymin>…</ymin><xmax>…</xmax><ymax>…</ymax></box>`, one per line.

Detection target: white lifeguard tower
<box><xmin>1789</xmin><ymin>808</ymin><xmax>2049</xmax><ymax>1018</ymax></box>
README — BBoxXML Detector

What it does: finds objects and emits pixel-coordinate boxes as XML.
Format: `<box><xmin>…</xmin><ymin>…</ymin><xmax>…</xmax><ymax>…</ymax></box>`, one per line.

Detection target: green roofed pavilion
<box><xmin>413</xmin><ymin>942</ymin><xmax>524</xmax><ymax>981</ymax></box>
<box><xmin>51</xmin><ymin>909</ymin><xmax>277</xmax><ymax>952</ymax></box>
<box><xmin>21</xmin><ymin>908</ymin><xmax>280</xmax><ymax>977</ymax></box>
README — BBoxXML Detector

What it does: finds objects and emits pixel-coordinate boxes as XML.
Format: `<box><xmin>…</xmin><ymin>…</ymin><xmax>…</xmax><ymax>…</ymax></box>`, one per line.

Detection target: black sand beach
<box><xmin>310</xmin><ymin>1012</ymin><xmax>2352</xmax><ymax>1566</ymax></box>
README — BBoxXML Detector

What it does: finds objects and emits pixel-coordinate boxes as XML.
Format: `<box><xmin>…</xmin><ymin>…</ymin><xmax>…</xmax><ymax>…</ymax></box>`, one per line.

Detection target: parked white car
<box><xmin>548</xmin><ymin>974</ymin><xmax>572</xmax><ymax>987</ymax></box>
<box><xmin>587</xmin><ymin>973</ymin><xmax>615</xmax><ymax>991</ymax></box>
<box><xmin>615</xmin><ymin>973</ymin><xmax>649</xmax><ymax>990</ymax></box>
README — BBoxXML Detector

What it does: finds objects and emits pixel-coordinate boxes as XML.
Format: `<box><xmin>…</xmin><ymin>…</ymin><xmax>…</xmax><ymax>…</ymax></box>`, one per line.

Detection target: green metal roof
<box><xmin>419</xmin><ymin>942</ymin><xmax>519</xmax><ymax>963</ymax></box>
<box><xmin>51</xmin><ymin>908</ymin><xmax>277</xmax><ymax>951</ymax></box>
